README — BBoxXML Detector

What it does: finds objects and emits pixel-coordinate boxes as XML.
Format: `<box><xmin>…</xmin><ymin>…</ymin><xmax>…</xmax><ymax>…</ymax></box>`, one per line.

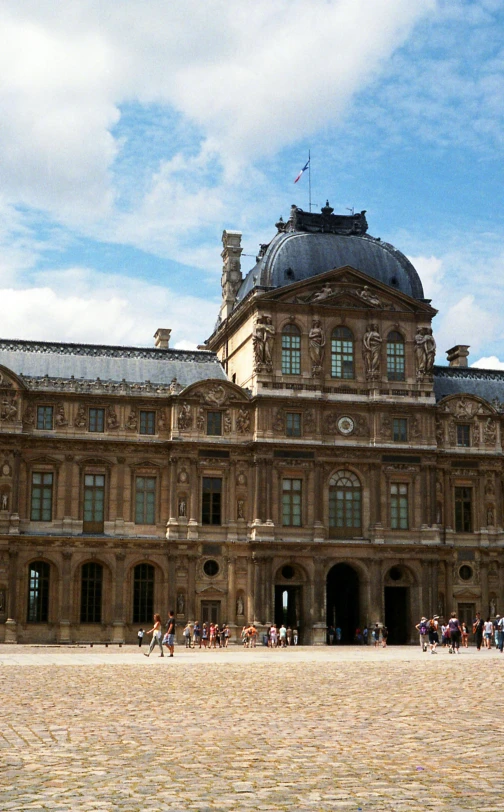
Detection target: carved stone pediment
<box><xmin>438</xmin><ymin>394</ymin><xmax>494</xmax><ymax>418</ymax></box>
<box><xmin>180</xmin><ymin>378</ymin><xmax>250</xmax><ymax>404</ymax></box>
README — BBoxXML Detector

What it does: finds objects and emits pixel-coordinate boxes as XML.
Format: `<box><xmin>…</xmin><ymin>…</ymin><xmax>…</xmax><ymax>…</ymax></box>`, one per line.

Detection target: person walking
<box><xmin>428</xmin><ymin>615</ymin><xmax>439</xmax><ymax>653</ymax></box>
<box><xmin>473</xmin><ymin>612</ymin><xmax>484</xmax><ymax>650</ymax></box>
<box><xmin>279</xmin><ymin>624</ymin><xmax>287</xmax><ymax>648</ymax></box>
<box><xmin>164</xmin><ymin>610</ymin><xmax>176</xmax><ymax>657</ymax></box>
<box><xmin>137</xmin><ymin>628</ymin><xmax>145</xmax><ymax>648</ymax></box>
<box><xmin>286</xmin><ymin>626</ymin><xmax>292</xmax><ymax>646</ymax></box>
<box><xmin>448</xmin><ymin>611</ymin><xmax>462</xmax><ymax>654</ymax></box>
<box><xmin>381</xmin><ymin>626</ymin><xmax>388</xmax><ymax>648</ymax></box>
<box><xmin>293</xmin><ymin>627</ymin><xmax>299</xmax><ymax>645</ymax></box>
<box><xmin>144</xmin><ymin>614</ymin><xmax>164</xmax><ymax>657</ymax></box>
<box><xmin>497</xmin><ymin>615</ymin><xmax>504</xmax><ymax>653</ymax></box>
<box><xmin>372</xmin><ymin>624</ymin><xmax>380</xmax><ymax>648</ymax></box>
<box><xmin>483</xmin><ymin>617</ymin><xmax>493</xmax><ymax>649</ymax></box>
<box><xmin>415</xmin><ymin>617</ymin><xmax>429</xmax><ymax>652</ymax></box>
<box><xmin>193</xmin><ymin>622</ymin><xmax>201</xmax><ymax>648</ymax></box>
<box><xmin>461</xmin><ymin>621</ymin><xmax>469</xmax><ymax>648</ymax></box>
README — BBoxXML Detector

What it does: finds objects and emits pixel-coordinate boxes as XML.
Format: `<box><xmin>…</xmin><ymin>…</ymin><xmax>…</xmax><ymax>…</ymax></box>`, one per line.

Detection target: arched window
<box><xmin>133</xmin><ymin>563</ymin><xmax>155</xmax><ymax>623</ymax></box>
<box><xmin>80</xmin><ymin>562</ymin><xmax>103</xmax><ymax>623</ymax></box>
<box><xmin>387</xmin><ymin>331</ymin><xmax>405</xmax><ymax>381</ymax></box>
<box><xmin>27</xmin><ymin>561</ymin><xmax>50</xmax><ymax>622</ymax></box>
<box><xmin>281</xmin><ymin>324</ymin><xmax>301</xmax><ymax>375</ymax></box>
<box><xmin>329</xmin><ymin>470</ymin><xmax>362</xmax><ymax>538</ymax></box>
<box><xmin>331</xmin><ymin>327</ymin><xmax>354</xmax><ymax>378</ymax></box>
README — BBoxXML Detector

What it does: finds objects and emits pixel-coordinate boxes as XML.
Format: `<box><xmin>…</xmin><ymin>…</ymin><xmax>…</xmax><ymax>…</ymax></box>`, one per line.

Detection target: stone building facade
<box><xmin>1</xmin><ymin>203</ymin><xmax>503</xmax><ymax>644</ymax></box>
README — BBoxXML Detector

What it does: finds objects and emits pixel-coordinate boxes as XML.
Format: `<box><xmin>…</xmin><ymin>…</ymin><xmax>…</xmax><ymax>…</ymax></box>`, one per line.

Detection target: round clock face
<box><xmin>337</xmin><ymin>416</ymin><xmax>354</xmax><ymax>436</ymax></box>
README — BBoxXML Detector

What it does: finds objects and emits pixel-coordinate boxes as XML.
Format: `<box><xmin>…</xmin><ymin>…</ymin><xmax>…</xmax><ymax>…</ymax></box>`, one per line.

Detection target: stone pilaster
<box><xmin>59</xmin><ymin>550</ymin><xmax>73</xmax><ymax>642</ymax></box>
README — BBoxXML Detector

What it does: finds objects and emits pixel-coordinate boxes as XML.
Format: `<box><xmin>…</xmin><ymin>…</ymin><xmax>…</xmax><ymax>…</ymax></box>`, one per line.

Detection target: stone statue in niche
<box><xmin>309</xmin><ymin>319</ymin><xmax>325</xmax><ymax>375</ymax></box>
<box><xmin>106</xmin><ymin>405</ymin><xmax>119</xmax><ymax>430</ymax></box>
<box><xmin>74</xmin><ymin>404</ymin><xmax>87</xmax><ymax>428</ymax></box>
<box><xmin>178</xmin><ymin>403</ymin><xmax>192</xmax><ymax>431</ymax></box>
<box><xmin>157</xmin><ymin>409</ymin><xmax>168</xmax><ymax>431</ymax></box>
<box><xmin>253</xmin><ymin>315</ymin><xmax>275</xmax><ymax>372</ymax></box>
<box><xmin>177</xmin><ymin>592</ymin><xmax>185</xmax><ymax>614</ymax></box>
<box><xmin>55</xmin><ymin>403</ymin><xmax>68</xmax><ymax>427</ymax></box>
<box><xmin>1</xmin><ymin>492</ymin><xmax>8</xmax><ymax>511</ymax></box>
<box><xmin>414</xmin><ymin>327</ymin><xmax>436</xmax><ymax>379</ymax></box>
<box><xmin>487</xmin><ymin>504</ymin><xmax>495</xmax><ymax>526</ymax></box>
<box><xmin>236</xmin><ymin>408</ymin><xmax>251</xmax><ymax>434</ymax></box>
<box><xmin>490</xmin><ymin>597</ymin><xmax>497</xmax><ymax>617</ymax></box>
<box><xmin>178</xmin><ymin>499</ymin><xmax>187</xmax><ymax>518</ymax></box>
<box><xmin>436</xmin><ymin>502</ymin><xmax>443</xmax><ymax>525</ymax></box>
<box><xmin>357</xmin><ymin>286</ymin><xmax>380</xmax><ymax>307</ymax></box>
<box><xmin>196</xmin><ymin>407</ymin><xmax>205</xmax><ymax>431</ymax></box>
<box><xmin>237</xmin><ymin>499</ymin><xmax>245</xmax><ymax>520</ymax></box>
<box><xmin>362</xmin><ymin>324</ymin><xmax>382</xmax><ymax>380</ymax></box>
<box><xmin>23</xmin><ymin>404</ymin><xmax>35</xmax><ymax>426</ymax></box>
<box><xmin>236</xmin><ymin>595</ymin><xmax>244</xmax><ymax>616</ymax></box>
<box><xmin>223</xmin><ymin>409</ymin><xmax>232</xmax><ymax>433</ymax></box>
<box><xmin>435</xmin><ymin>418</ymin><xmax>444</xmax><ymax>446</ymax></box>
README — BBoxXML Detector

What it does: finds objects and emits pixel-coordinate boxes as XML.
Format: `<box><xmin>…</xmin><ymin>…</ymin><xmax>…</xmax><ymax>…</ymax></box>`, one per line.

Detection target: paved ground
<box><xmin>1</xmin><ymin>644</ymin><xmax>503</xmax><ymax>811</ymax></box>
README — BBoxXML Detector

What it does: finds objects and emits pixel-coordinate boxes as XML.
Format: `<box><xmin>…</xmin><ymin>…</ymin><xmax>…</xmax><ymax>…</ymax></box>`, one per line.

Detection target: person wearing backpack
<box><xmin>415</xmin><ymin>617</ymin><xmax>429</xmax><ymax>652</ymax></box>
<box><xmin>428</xmin><ymin>615</ymin><xmax>439</xmax><ymax>653</ymax></box>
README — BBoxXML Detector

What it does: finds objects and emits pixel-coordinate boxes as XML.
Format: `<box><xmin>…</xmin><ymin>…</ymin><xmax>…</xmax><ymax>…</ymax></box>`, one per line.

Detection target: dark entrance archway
<box><xmin>384</xmin><ymin>587</ymin><xmax>408</xmax><ymax>644</ymax></box>
<box><xmin>326</xmin><ymin>563</ymin><xmax>359</xmax><ymax>644</ymax></box>
<box><xmin>274</xmin><ymin>585</ymin><xmax>302</xmax><ymax>636</ymax></box>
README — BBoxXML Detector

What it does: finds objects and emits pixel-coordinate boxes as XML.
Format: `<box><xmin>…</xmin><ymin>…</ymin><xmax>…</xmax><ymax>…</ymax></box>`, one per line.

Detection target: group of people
<box><xmin>184</xmin><ymin>622</ymin><xmax>232</xmax><ymax>648</ymax></box>
<box><xmin>138</xmin><ymin>611</ymin><xmax>176</xmax><ymax>658</ymax></box>
<box><xmin>260</xmin><ymin>624</ymin><xmax>299</xmax><ymax>647</ymax></box>
<box><xmin>327</xmin><ymin>625</ymin><xmax>389</xmax><ymax>646</ymax></box>
<box><xmin>416</xmin><ymin>611</ymin><xmax>504</xmax><ymax>654</ymax></box>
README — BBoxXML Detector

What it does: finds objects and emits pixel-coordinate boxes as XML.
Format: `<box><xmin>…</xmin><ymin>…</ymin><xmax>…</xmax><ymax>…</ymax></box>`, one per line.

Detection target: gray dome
<box><xmin>236</xmin><ymin>205</ymin><xmax>424</xmax><ymax>304</ymax></box>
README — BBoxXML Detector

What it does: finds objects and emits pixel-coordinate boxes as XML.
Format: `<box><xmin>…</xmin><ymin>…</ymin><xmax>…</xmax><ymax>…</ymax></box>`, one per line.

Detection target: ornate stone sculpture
<box><xmin>23</xmin><ymin>404</ymin><xmax>35</xmax><ymax>426</ymax></box>
<box><xmin>236</xmin><ymin>595</ymin><xmax>244</xmax><ymax>616</ymax></box>
<box><xmin>0</xmin><ymin>397</ymin><xmax>17</xmax><ymax>422</ymax></box>
<box><xmin>177</xmin><ymin>592</ymin><xmax>185</xmax><ymax>614</ymax></box>
<box><xmin>414</xmin><ymin>327</ymin><xmax>436</xmax><ymax>379</ymax></box>
<box><xmin>435</xmin><ymin>418</ymin><xmax>443</xmax><ymax>446</ymax></box>
<box><xmin>74</xmin><ymin>404</ymin><xmax>87</xmax><ymax>428</ymax></box>
<box><xmin>487</xmin><ymin>505</ymin><xmax>495</xmax><ymax>526</ymax></box>
<box><xmin>169</xmin><ymin>377</ymin><xmax>181</xmax><ymax>394</ymax></box>
<box><xmin>253</xmin><ymin>315</ymin><xmax>275</xmax><ymax>373</ymax></box>
<box><xmin>55</xmin><ymin>403</ymin><xmax>68</xmax><ymax>427</ymax></box>
<box><xmin>178</xmin><ymin>499</ymin><xmax>187</xmax><ymax>518</ymax></box>
<box><xmin>310</xmin><ymin>284</ymin><xmax>333</xmax><ymax>302</ymax></box>
<box><xmin>106</xmin><ymin>405</ymin><xmax>119</xmax><ymax>430</ymax></box>
<box><xmin>272</xmin><ymin>409</ymin><xmax>285</xmax><ymax>433</ymax></box>
<box><xmin>223</xmin><ymin>409</ymin><xmax>232</xmax><ymax>433</ymax></box>
<box><xmin>410</xmin><ymin>416</ymin><xmax>421</xmax><ymax>440</ymax></box>
<box><xmin>483</xmin><ymin>418</ymin><xmax>497</xmax><ymax>445</ymax></box>
<box><xmin>362</xmin><ymin>324</ymin><xmax>382</xmax><ymax>380</ymax></box>
<box><xmin>357</xmin><ymin>286</ymin><xmax>380</xmax><ymax>307</ymax></box>
<box><xmin>237</xmin><ymin>499</ymin><xmax>245</xmax><ymax>520</ymax></box>
<box><xmin>304</xmin><ymin>409</ymin><xmax>316</xmax><ymax>432</ymax></box>
<box><xmin>1</xmin><ymin>492</ymin><xmax>8</xmax><ymax>511</ymax></box>
<box><xmin>157</xmin><ymin>409</ymin><xmax>168</xmax><ymax>431</ymax></box>
<box><xmin>309</xmin><ymin>319</ymin><xmax>325</xmax><ymax>375</ymax></box>
<box><xmin>203</xmin><ymin>384</ymin><xmax>227</xmax><ymax>407</ymax></box>
<box><xmin>178</xmin><ymin>403</ymin><xmax>192</xmax><ymax>431</ymax></box>
<box><xmin>196</xmin><ymin>408</ymin><xmax>205</xmax><ymax>432</ymax></box>
<box><xmin>125</xmin><ymin>408</ymin><xmax>138</xmax><ymax>431</ymax></box>
<box><xmin>236</xmin><ymin>408</ymin><xmax>251</xmax><ymax>434</ymax></box>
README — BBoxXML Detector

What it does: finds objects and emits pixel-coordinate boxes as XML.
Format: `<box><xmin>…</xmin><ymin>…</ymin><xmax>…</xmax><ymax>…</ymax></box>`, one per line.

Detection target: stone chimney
<box><xmin>446</xmin><ymin>345</ymin><xmax>470</xmax><ymax>367</ymax></box>
<box><xmin>220</xmin><ymin>230</ymin><xmax>243</xmax><ymax>322</ymax></box>
<box><xmin>154</xmin><ymin>328</ymin><xmax>171</xmax><ymax>349</ymax></box>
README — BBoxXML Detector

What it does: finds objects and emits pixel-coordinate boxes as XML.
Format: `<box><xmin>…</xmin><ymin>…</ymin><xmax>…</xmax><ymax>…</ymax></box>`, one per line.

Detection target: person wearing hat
<box><xmin>415</xmin><ymin>616</ymin><xmax>429</xmax><ymax>652</ymax></box>
<box><xmin>428</xmin><ymin>615</ymin><xmax>439</xmax><ymax>653</ymax></box>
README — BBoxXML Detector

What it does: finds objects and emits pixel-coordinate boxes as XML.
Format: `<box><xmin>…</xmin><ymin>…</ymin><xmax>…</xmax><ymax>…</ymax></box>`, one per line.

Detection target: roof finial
<box><xmin>321</xmin><ymin>200</ymin><xmax>334</xmax><ymax>216</ymax></box>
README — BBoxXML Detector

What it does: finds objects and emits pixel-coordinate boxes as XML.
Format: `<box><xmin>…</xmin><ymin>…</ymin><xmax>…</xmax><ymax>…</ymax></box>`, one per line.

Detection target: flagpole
<box><xmin>308</xmin><ymin>149</ymin><xmax>312</xmax><ymax>212</ymax></box>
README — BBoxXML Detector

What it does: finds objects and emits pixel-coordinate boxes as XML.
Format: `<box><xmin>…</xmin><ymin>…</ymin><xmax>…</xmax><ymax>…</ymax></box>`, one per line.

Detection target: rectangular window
<box><xmin>207</xmin><ymin>411</ymin><xmax>222</xmax><ymax>436</ymax></box>
<box><xmin>31</xmin><ymin>472</ymin><xmax>53</xmax><ymax>521</ymax></box>
<box><xmin>36</xmin><ymin>406</ymin><xmax>53</xmax><ymax>430</ymax></box>
<box><xmin>27</xmin><ymin>562</ymin><xmax>50</xmax><ymax>622</ymax></box>
<box><xmin>456</xmin><ymin>424</ymin><xmax>471</xmax><ymax>447</ymax></box>
<box><xmin>390</xmin><ymin>483</ymin><xmax>408</xmax><ymax>529</ymax></box>
<box><xmin>286</xmin><ymin>412</ymin><xmax>302</xmax><ymax>437</ymax></box>
<box><xmin>202</xmin><ymin>477</ymin><xmax>222</xmax><ymax>525</ymax></box>
<box><xmin>393</xmin><ymin>418</ymin><xmax>407</xmax><ymax>442</ymax></box>
<box><xmin>83</xmin><ymin>473</ymin><xmax>105</xmax><ymax>533</ymax></box>
<box><xmin>135</xmin><ymin>476</ymin><xmax>156</xmax><ymax>524</ymax></box>
<box><xmin>89</xmin><ymin>408</ymin><xmax>105</xmax><ymax>433</ymax></box>
<box><xmin>454</xmin><ymin>487</ymin><xmax>472</xmax><ymax>532</ymax></box>
<box><xmin>139</xmin><ymin>410</ymin><xmax>156</xmax><ymax>436</ymax></box>
<box><xmin>281</xmin><ymin>329</ymin><xmax>301</xmax><ymax>375</ymax></box>
<box><xmin>282</xmin><ymin>478</ymin><xmax>302</xmax><ymax>526</ymax></box>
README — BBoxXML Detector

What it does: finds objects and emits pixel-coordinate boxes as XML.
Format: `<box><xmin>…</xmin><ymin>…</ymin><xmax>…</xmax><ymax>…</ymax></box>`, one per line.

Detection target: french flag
<box><xmin>294</xmin><ymin>158</ymin><xmax>310</xmax><ymax>183</ymax></box>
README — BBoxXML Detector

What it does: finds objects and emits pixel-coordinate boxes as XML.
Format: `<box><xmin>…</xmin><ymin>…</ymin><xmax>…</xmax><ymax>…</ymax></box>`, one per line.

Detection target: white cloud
<box><xmin>471</xmin><ymin>355</ymin><xmax>504</xmax><ymax>370</ymax></box>
<box><xmin>433</xmin><ymin>294</ymin><xmax>497</xmax><ymax>358</ymax></box>
<box><xmin>408</xmin><ymin>254</ymin><xmax>444</xmax><ymax>299</ymax></box>
<box><xmin>0</xmin><ymin>267</ymin><xmax>219</xmax><ymax>347</ymax></box>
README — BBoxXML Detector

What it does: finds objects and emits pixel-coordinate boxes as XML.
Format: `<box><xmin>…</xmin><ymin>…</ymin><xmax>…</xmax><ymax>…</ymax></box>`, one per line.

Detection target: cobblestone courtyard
<box><xmin>1</xmin><ymin>645</ymin><xmax>503</xmax><ymax>811</ymax></box>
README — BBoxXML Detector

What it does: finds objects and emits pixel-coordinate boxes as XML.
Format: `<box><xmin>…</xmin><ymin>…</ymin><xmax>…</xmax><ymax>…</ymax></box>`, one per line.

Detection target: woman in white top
<box><xmin>144</xmin><ymin>613</ymin><xmax>164</xmax><ymax>657</ymax></box>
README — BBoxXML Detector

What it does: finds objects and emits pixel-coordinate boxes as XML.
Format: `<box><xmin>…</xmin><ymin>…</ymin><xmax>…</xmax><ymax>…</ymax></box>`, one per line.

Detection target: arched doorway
<box><xmin>384</xmin><ymin>566</ymin><xmax>410</xmax><ymax>644</ymax></box>
<box><xmin>326</xmin><ymin>563</ymin><xmax>359</xmax><ymax>644</ymax></box>
<box><xmin>274</xmin><ymin>564</ymin><xmax>304</xmax><ymax>641</ymax></box>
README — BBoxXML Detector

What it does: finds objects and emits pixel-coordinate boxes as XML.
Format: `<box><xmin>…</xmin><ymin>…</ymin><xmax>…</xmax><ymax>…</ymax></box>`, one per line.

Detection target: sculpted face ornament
<box><xmin>337</xmin><ymin>416</ymin><xmax>354</xmax><ymax>436</ymax></box>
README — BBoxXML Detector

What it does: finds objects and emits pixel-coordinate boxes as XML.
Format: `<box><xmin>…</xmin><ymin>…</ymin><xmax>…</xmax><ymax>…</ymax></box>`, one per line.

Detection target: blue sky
<box><xmin>0</xmin><ymin>0</ymin><xmax>503</xmax><ymax>366</ymax></box>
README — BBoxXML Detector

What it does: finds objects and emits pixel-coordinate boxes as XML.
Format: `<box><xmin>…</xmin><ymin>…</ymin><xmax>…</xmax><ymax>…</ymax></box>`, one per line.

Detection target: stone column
<box><xmin>112</xmin><ymin>552</ymin><xmax>126</xmax><ymax>642</ymax></box>
<box><xmin>246</xmin><ymin>556</ymin><xmax>254</xmax><ymax>622</ymax></box>
<box><xmin>9</xmin><ymin>452</ymin><xmax>21</xmax><ymax>534</ymax></box>
<box><xmin>445</xmin><ymin>555</ymin><xmax>453</xmax><ymax>615</ymax></box>
<box><xmin>188</xmin><ymin>460</ymin><xmax>199</xmax><ymax>539</ymax></box>
<box><xmin>253</xmin><ymin>555</ymin><xmax>262</xmax><ymax>623</ymax></box>
<box><xmin>253</xmin><ymin>461</ymin><xmax>262</xmax><ymax>523</ymax></box>
<box><xmin>265</xmin><ymin>461</ymin><xmax>273</xmax><ymax>524</ymax></box>
<box><xmin>187</xmin><ymin>554</ymin><xmax>196</xmax><ymax>622</ymax></box>
<box><xmin>114</xmin><ymin>457</ymin><xmax>126</xmax><ymax>533</ymax></box>
<box><xmin>421</xmin><ymin>559</ymin><xmax>430</xmax><ymax>616</ymax></box>
<box><xmin>264</xmin><ymin>556</ymin><xmax>273</xmax><ymax>624</ymax></box>
<box><xmin>166</xmin><ymin>457</ymin><xmax>178</xmax><ymax>539</ymax></box>
<box><xmin>167</xmin><ymin>550</ymin><xmax>177</xmax><ymax>617</ymax></box>
<box><xmin>431</xmin><ymin>559</ymin><xmax>439</xmax><ymax>619</ymax></box>
<box><xmin>228</xmin><ymin>462</ymin><xmax>236</xmax><ymax>523</ymax></box>
<box><xmin>5</xmin><ymin>550</ymin><xmax>18</xmax><ymax>642</ymax></box>
<box><xmin>429</xmin><ymin>467</ymin><xmax>437</xmax><ymax>527</ymax></box>
<box><xmin>227</xmin><ymin>555</ymin><xmax>237</xmax><ymax>628</ymax></box>
<box><xmin>59</xmin><ymin>550</ymin><xmax>73</xmax><ymax>642</ymax></box>
<box><xmin>481</xmin><ymin>559</ymin><xmax>489</xmax><ymax>617</ymax></box>
<box><xmin>312</xmin><ymin>557</ymin><xmax>327</xmax><ymax>645</ymax></box>
<box><xmin>369</xmin><ymin>559</ymin><xmax>382</xmax><ymax>624</ymax></box>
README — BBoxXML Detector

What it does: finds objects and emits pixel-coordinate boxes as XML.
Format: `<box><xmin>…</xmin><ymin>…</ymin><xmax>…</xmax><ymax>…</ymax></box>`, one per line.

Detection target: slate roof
<box><xmin>433</xmin><ymin>365</ymin><xmax>504</xmax><ymax>409</ymax></box>
<box><xmin>0</xmin><ymin>339</ymin><xmax>226</xmax><ymax>388</ymax></box>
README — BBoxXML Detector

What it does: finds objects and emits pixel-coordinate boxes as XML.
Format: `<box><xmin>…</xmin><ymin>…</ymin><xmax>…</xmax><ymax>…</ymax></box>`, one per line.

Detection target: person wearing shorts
<box><xmin>428</xmin><ymin>615</ymin><xmax>439</xmax><ymax>653</ymax></box>
<box><xmin>448</xmin><ymin>612</ymin><xmax>462</xmax><ymax>654</ymax></box>
<box><xmin>164</xmin><ymin>610</ymin><xmax>176</xmax><ymax>657</ymax></box>
<box><xmin>415</xmin><ymin>617</ymin><xmax>429</xmax><ymax>652</ymax></box>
